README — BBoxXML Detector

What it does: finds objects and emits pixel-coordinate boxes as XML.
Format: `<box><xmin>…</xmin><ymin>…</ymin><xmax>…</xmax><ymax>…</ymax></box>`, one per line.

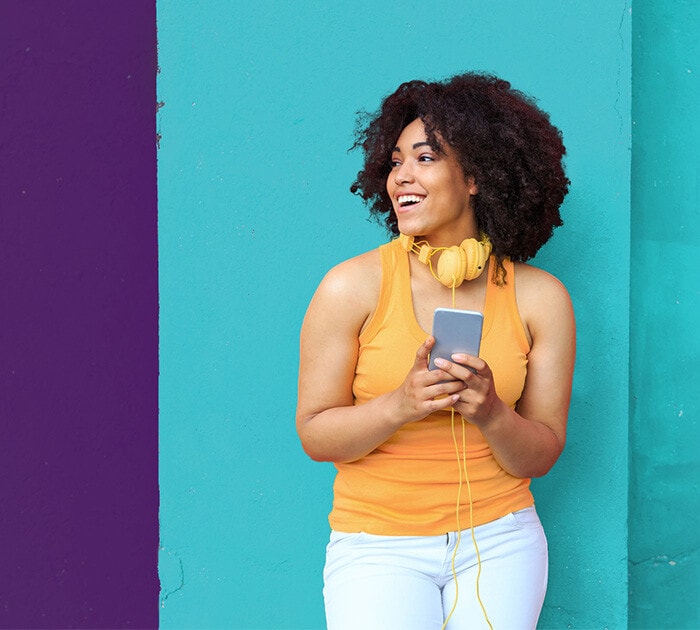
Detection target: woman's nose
<box><xmin>394</xmin><ymin>161</ymin><xmax>414</xmax><ymax>184</ymax></box>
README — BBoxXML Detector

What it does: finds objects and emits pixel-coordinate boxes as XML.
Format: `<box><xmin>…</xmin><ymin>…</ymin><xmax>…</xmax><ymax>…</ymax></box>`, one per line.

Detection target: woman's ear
<box><xmin>468</xmin><ymin>176</ymin><xmax>478</xmax><ymax>196</ymax></box>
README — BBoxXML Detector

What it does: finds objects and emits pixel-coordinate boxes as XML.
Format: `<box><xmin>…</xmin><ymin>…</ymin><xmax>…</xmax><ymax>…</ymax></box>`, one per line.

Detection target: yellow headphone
<box><xmin>399</xmin><ymin>233</ymin><xmax>492</xmax><ymax>288</ymax></box>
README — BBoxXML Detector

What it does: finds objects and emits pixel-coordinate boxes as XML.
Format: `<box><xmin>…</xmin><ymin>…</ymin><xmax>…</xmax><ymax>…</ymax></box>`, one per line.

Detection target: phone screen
<box><xmin>429</xmin><ymin>308</ymin><xmax>483</xmax><ymax>370</ymax></box>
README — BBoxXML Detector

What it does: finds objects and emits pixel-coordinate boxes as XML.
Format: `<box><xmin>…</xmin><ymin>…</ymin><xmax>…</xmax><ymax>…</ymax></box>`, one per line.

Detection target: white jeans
<box><xmin>323</xmin><ymin>507</ymin><xmax>548</xmax><ymax>630</ymax></box>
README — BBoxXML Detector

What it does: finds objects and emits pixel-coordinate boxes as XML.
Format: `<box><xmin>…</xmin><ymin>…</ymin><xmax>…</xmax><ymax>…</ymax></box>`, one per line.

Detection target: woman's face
<box><xmin>386</xmin><ymin>118</ymin><xmax>478</xmax><ymax>246</ymax></box>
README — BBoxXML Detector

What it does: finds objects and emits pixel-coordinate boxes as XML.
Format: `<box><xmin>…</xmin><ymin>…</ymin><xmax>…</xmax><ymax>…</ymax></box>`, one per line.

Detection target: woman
<box><xmin>296</xmin><ymin>72</ymin><xmax>575</xmax><ymax>629</ymax></box>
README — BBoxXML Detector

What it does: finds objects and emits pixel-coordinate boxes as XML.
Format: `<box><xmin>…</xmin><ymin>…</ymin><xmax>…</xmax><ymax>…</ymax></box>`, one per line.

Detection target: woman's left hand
<box><xmin>432</xmin><ymin>354</ymin><xmax>502</xmax><ymax>428</ymax></box>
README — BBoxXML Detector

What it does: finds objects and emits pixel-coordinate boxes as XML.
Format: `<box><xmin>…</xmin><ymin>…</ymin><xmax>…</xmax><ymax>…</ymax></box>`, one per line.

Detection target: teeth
<box><xmin>398</xmin><ymin>195</ymin><xmax>424</xmax><ymax>206</ymax></box>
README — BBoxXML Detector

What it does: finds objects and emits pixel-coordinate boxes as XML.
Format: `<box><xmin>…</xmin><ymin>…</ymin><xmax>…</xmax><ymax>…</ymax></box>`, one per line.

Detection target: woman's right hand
<box><xmin>389</xmin><ymin>336</ymin><xmax>465</xmax><ymax>425</ymax></box>
<box><xmin>297</xmin><ymin>254</ymin><xmax>464</xmax><ymax>464</ymax></box>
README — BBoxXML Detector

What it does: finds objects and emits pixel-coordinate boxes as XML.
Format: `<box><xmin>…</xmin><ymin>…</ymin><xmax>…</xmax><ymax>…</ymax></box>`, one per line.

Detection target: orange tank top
<box><xmin>328</xmin><ymin>238</ymin><xmax>534</xmax><ymax>535</ymax></box>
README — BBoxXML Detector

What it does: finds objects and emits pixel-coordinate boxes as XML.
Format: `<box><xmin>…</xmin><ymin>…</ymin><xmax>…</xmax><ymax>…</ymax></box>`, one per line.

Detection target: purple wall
<box><xmin>0</xmin><ymin>2</ymin><xmax>158</xmax><ymax>626</ymax></box>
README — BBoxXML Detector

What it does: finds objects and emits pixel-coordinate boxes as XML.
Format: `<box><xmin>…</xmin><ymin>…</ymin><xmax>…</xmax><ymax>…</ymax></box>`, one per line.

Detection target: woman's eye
<box><xmin>390</xmin><ymin>158</ymin><xmax>401</xmax><ymax>168</ymax></box>
<box><xmin>418</xmin><ymin>154</ymin><xmax>435</xmax><ymax>162</ymax></box>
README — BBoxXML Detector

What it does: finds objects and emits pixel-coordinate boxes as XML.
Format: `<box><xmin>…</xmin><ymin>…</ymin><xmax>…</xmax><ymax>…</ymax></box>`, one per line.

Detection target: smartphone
<box><xmin>429</xmin><ymin>308</ymin><xmax>484</xmax><ymax>371</ymax></box>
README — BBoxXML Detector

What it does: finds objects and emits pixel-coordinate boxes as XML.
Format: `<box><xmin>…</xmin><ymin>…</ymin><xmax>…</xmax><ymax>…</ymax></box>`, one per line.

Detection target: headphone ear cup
<box><xmin>398</xmin><ymin>233</ymin><xmax>491</xmax><ymax>287</ymax></box>
<box><xmin>460</xmin><ymin>238</ymin><xmax>492</xmax><ymax>281</ymax></box>
<box><xmin>436</xmin><ymin>246</ymin><xmax>467</xmax><ymax>288</ymax></box>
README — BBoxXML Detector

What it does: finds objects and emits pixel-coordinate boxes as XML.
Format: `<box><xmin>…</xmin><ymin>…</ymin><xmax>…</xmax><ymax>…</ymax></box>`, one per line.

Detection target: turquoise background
<box><xmin>158</xmin><ymin>1</ymin><xmax>697</xmax><ymax>627</ymax></box>
<box><xmin>629</xmin><ymin>2</ymin><xmax>700</xmax><ymax>628</ymax></box>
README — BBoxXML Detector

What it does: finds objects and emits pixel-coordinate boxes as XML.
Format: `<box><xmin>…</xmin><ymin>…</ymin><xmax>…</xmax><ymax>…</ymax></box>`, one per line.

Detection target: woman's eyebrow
<box><xmin>391</xmin><ymin>141</ymin><xmax>433</xmax><ymax>152</ymax></box>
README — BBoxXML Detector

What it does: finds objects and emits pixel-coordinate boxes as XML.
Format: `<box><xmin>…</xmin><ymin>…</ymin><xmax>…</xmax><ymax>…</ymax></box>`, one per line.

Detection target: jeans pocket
<box><xmin>509</xmin><ymin>506</ymin><xmax>542</xmax><ymax>530</ymax></box>
<box><xmin>324</xmin><ymin>531</ymin><xmax>371</xmax><ymax>583</ymax></box>
<box><xmin>327</xmin><ymin>530</ymin><xmax>366</xmax><ymax>551</ymax></box>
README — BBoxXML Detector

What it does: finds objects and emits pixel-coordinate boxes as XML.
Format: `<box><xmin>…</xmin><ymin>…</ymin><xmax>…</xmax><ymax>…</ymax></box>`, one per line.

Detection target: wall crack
<box><xmin>159</xmin><ymin>546</ymin><xmax>185</xmax><ymax>608</ymax></box>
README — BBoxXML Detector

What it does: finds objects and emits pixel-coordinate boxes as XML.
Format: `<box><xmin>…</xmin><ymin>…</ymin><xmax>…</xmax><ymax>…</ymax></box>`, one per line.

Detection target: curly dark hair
<box><xmin>350</xmin><ymin>72</ymin><xmax>569</xmax><ymax>268</ymax></box>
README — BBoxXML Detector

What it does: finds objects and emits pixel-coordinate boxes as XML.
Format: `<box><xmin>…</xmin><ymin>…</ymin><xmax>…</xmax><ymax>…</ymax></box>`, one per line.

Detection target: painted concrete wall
<box><xmin>157</xmin><ymin>2</ymin><xmax>632</xmax><ymax>628</ymax></box>
<box><xmin>5</xmin><ymin>1</ymin><xmax>697</xmax><ymax>627</ymax></box>
<box><xmin>629</xmin><ymin>2</ymin><xmax>700</xmax><ymax>627</ymax></box>
<box><xmin>1</xmin><ymin>1</ymin><xmax>159</xmax><ymax>626</ymax></box>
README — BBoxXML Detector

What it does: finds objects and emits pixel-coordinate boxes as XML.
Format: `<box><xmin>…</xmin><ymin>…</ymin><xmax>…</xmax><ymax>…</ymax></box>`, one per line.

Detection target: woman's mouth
<box><xmin>397</xmin><ymin>194</ymin><xmax>425</xmax><ymax>210</ymax></box>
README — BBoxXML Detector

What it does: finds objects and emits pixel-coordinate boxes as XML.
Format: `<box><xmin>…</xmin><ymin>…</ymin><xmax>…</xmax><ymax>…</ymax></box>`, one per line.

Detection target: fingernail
<box><xmin>434</xmin><ymin>358</ymin><xmax>445</xmax><ymax>367</ymax></box>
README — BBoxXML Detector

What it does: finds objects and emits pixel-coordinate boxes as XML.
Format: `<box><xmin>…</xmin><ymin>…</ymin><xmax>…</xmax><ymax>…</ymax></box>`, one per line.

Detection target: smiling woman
<box><xmin>388</xmin><ymin>119</ymin><xmax>477</xmax><ymax>246</ymax></box>
<box><xmin>296</xmin><ymin>72</ymin><xmax>575</xmax><ymax>630</ymax></box>
<box><xmin>352</xmin><ymin>74</ymin><xmax>569</xmax><ymax>268</ymax></box>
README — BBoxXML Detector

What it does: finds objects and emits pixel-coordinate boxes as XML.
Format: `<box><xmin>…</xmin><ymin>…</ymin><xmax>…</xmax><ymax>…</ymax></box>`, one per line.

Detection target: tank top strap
<box><xmin>482</xmin><ymin>257</ymin><xmax>530</xmax><ymax>354</ymax></box>
<box><xmin>359</xmin><ymin>239</ymin><xmax>418</xmax><ymax>345</ymax></box>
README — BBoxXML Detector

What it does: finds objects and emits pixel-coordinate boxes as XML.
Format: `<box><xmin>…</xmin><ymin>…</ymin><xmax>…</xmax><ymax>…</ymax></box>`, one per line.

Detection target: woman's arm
<box><xmin>437</xmin><ymin>266</ymin><xmax>576</xmax><ymax>478</ymax></box>
<box><xmin>296</xmin><ymin>252</ymin><xmax>465</xmax><ymax>463</ymax></box>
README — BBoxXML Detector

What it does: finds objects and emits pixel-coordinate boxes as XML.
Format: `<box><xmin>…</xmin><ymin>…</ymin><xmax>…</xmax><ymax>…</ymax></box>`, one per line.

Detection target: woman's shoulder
<box><xmin>320</xmin><ymin>247</ymin><xmax>382</xmax><ymax>296</ymax></box>
<box><xmin>512</xmin><ymin>261</ymin><xmax>570</xmax><ymax>296</ymax></box>
<box><xmin>512</xmin><ymin>261</ymin><xmax>574</xmax><ymax>328</ymax></box>
<box><xmin>307</xmin><ymin>246</ymin><xmax>384</xmax><ymax>326</ymax></box>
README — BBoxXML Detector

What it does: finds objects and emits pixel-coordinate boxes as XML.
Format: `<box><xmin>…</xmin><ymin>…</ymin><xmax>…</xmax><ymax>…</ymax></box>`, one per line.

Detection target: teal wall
<box><xmin>157</xmin><ymin>2</ymin><xmax>633</xmax><ymax>628</ymax></box>
<box><xmin>629</xmin><ymin>2</ymin><xmax>700</xmax><ymax>627</ymax></box>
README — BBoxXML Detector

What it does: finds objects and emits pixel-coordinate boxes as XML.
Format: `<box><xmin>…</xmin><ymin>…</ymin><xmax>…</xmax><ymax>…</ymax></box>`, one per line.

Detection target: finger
<box><xmin>413</xmin><ymin>336</ymin><xmax>435</xmax><ymax>368</ymax></box>
<box><xmin>425</xmin><ymin>393</ymin><xmax>461</xmax><ymax>413</ymax></box>
<box><xmin>451</xmin><ymin>353</ymin><xmax>487</xmax><ymax>373</ymax></box>
<box><xmin>433</xmin><ymin>357</ymin><xmax>475</xmax><ymax>382</ymax></box>
<box><xmin>423</xmin><ymin>365</ymin><xmax>460</xmax><ymax>386</ymax></box>
<box><xmin>425</xmin><ymin>379</ymin><xmax>467</xmax><ymax>401</ymax></box>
